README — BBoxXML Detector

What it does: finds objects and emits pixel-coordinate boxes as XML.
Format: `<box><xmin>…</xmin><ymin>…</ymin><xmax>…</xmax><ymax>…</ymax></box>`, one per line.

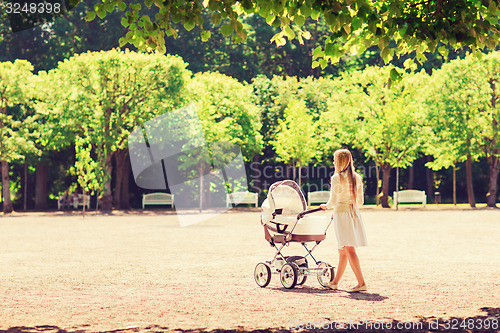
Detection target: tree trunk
<box><xmin>205</xmin><ymin>166</ymin><xmax>211</xmax><ymax>209</ymax></box>
<box><xmin>380</xmin><ymin>162</ymin><xmax>391</xmax><ymax>208</ymax></box>
<box><xmin>251</xmin><ymin>154</ymin><xmax>261</xmax><ymax>193</ymax></box>
<box><xmin>199</xmin><ymin>162</ymin><xmax>204</xmax><ymax>212</ymax></box>
<box><xmin>82</xmin><ymin>187</ymin><xmax>86</xmax><ymax>218</ymax></box>
<box><xmin>113</xmin><ymin>163</ymin><xmax>123</xmax><ymax>209</ymax></box>
<box><xmin>453</xmin><ymin>166</ymin><xmax>457</xmax><ymax>206</ymax></box>
<box><xmin>35</xmin><ymin>163</ymin><xmax>49</xmax><ymax>210</ymax></box>
<box><xmin>99</xmin><ymin>153</ymin><xmax>114</xmax><ymax>212</ymax></box>
<box><xmin>375</xmin><ymin>163</ymin><xmax>380</xmax><ymax>206</ymax></box>
<box><xmin>120</xmin><ymin>157</ymin><xmax>131</xmax><ymax>210</ymax></box>
<box><xmin>395</xmin><ymin>165</ymin><xmax>400</xmax><ymax>210</ymax></box>
<box><xmin>426</xmin><ymin>156</ymin><xmax>434</xmax><ymax>203</ymax></box>
<box><xmin>487</xmin><ymin>77</ymin><xmax>499</xmax><ymax>208</ymax></box>
<box><xmin>487</xmin><ymin>155</ymin><xmax>499</xmax><ymax>207</ymax></box>
<box><xmin>465</xmin><ymin>153</ymin><xmax>476</xmax><ymax>208</ymax></box>
<box><xmin>1</xmin><ymin>160</ymin><xmax>13</xmax><ymax>214</ymax></box>
<box><xmin>113</xmin><ymin>150</ymin><xmax>126</xmax><ymax>209</ymax></box>
<box><xmin>23</xmin><ymin>163</ymin><xmax>27</xmax><ymax>211</ymax></box>
<box><xmin>298</xmin><ymin>164</ymin><xmax>302</xmax><ymax>188</ymax></box>
<box><xmin>408</xmin><ymin>164</ymin><xmax>414</xmax><ymax>189</ymax></box>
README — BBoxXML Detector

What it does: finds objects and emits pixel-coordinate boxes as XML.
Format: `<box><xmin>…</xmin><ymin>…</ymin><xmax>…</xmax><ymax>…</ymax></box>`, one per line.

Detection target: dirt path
<box><xmin>0</xmin><ymin>208</ymin><xmax>498</xmax><ymax>332</ymax></box>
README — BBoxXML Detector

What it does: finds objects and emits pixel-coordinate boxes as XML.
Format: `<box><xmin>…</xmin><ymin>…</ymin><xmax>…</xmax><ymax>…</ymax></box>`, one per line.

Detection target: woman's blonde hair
<box><xmin>334</xmin><ymin>149</ymin><xmax>357</xmax><ymax>201</ymax></box>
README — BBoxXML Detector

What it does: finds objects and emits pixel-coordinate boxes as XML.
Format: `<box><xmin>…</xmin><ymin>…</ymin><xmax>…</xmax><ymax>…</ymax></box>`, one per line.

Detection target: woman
<box><xmin>320</xmin><ymin>149</ymin><xmax>367</xmax><ymax>292</ymax></box>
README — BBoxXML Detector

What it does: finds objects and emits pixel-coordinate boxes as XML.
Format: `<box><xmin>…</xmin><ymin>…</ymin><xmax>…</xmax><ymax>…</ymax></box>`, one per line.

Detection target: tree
<box><xmin>0</xmin><ymin>60</ymin><xmax>37</xmax><ymax>214</ymax></box>
<box><xmin>479</xmin><ymin>53</ymin><xmax>500</xmax><ymax>207</ymax></box>
<box><xmin>425</xmin><ymin>58</ymin><xmax>482</xmax><ymax>207</ymax></box>
<box><xmin>70</xmin><ymin>135</ymin><xmax>104</xmax><ymax>216</ymax></box>
<box><xmin>321</xmin><ymin>66</ymin><xmax>427</xmax><ymax>207</ymax></box>
<box><xmin>161</xmin><ymin>9</ymin><xmax>349</xmax><ymax>82</ymax></box>
<box><xmin>0</xmin><ymin>0</ymin><xmax>127</xmax><ymax>72</ymax></box>
<box><xmin>32</xmin><ymin>70</ymin><xmax>81</xmax><ymax>210</ymax></box>
<box><xmin>425</xmin><ymin>53</ymin><xmax>500</xmax><ymax>207</ymax></box>
<box><xmin>40</xmin><ymin>49</ymin><xmax>191</xmax><ymax>211</ymax></box>
<box><xmin>79</xmin><ymin>0</ymin><xmax>500</xmax><ymax>74</ymax></box>
<box><xmin>251</xmin><ymin>75</ymin><xmax>299</xmax><ymax>162</ymax></box>
<box><xmin>272</xmin><ymin>98</ymin><xmax>318</xmax><ymax>188</ymax></box>
<box><xmin>186</xmin><ymin>72</ymin><xmax>263</xmax><ymax>208</ymax></box>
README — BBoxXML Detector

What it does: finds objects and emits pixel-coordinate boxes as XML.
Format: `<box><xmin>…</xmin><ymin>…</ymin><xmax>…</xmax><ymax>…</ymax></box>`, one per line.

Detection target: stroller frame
<box><xmin>256</xmin><ymin>197</ymin><xmax>336</xmax><ymax>289</ymax></box>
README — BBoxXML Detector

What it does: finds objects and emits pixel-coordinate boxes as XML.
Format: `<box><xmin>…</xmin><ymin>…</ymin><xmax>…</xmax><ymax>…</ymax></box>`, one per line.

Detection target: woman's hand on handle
<box><xmin>320</xmin><ymin>204</ymin><xmax>327</xmax><ymax>210</ymax></box>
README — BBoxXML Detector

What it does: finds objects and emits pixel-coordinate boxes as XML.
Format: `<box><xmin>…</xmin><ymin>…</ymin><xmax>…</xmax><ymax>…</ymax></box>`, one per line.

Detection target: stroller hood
<box><xmin>261</xmin><ymin>180</ymin><xmax>306</xmax><ymax>224</ymax></box>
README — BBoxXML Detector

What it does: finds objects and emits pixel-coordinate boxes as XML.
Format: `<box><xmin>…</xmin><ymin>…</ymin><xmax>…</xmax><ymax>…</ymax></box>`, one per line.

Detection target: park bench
<box><xmin>307</xmin><ymin>190</ymin><xmax>330</xmax><ymax>206</ymax></box>
<box><xmin>58</xmin><ymin>194</ymin><xmax>90</xmax><ymax>210</ymax></box>
<box><xmin>142</xmin><ymin>192</ymin><xmax>175</xmax><ymax>209</ymax></box>
<box><xmin>393</xmin><ymin>190</ymin><xmax>426</xmax><ymax>207</ymax></box>
<box><xmin>226</xmin><ymin>191</ymin><xmax>258</xmax><ymax>207</ymax></box>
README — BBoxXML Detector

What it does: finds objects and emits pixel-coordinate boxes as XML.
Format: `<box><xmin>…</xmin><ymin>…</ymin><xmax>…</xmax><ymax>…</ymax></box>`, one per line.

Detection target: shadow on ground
<box><xmin>2</xmin><ymin>307</ymin><xmax>498</xmax><ymax>333</ymax></box>
<box><xmin>268</xmin><ymin>286</ymin><xmax>389</xmax><ymax>302</ymax></box>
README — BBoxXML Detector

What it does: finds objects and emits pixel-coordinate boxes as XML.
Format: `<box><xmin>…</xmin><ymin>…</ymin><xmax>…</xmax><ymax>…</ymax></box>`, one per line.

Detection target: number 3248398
<box><xmin>3</xmin><ymin>2</ymin><xmax>62</xmax><ymax>14</ymax></box>
<box><xmin>441</xmin><ymin>318</ymin><xmax>498</xmax><ymax>330</ymax></box>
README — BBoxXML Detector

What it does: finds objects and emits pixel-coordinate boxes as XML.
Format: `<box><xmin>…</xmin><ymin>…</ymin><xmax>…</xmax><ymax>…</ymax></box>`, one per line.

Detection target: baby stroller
<box><xmin>254</xmin><ymin>180</ymin><xmax>335</xmax><ymax>289</ymax></box>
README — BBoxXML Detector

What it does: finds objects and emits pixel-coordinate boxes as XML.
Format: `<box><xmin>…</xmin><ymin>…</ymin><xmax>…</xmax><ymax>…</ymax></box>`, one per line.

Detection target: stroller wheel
<box><xmin>317</xmin><ymin>262</ymin><xmax>335</xmax><ymax>287</ymax></box>
<box><xmin>286</xmin><ymin>256</ymin><xmax>308</xmax><ymax>286</ymax></box>
<box><xmin>254</xmin><ymin>263</ymin><xmax>272</xmax><ymax>288</ymax></box>
<box><xmin>280</xmin><ymin>263</ymin><xmax>298</xmax><ymax>289</ymax></box>
<box><xmin>297</xmin><ymin>274</ymin><xmax>308</xmax><ymax>286</ymax></box>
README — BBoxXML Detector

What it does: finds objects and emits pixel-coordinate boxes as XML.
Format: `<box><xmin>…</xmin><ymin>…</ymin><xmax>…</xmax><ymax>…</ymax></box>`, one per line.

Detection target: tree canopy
<box><xmin>77</xmin><ymin>0</ymin><xmax>500</xmax><ymax>75</ymax></box>
<box><xmin>321</xmin><ymin>66</ymin><xmax>428</xmax><ymax>207</ymax></box>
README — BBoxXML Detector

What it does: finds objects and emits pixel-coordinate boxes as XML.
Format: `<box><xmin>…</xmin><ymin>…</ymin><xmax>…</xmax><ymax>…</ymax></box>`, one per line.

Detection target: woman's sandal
<box><xmin>347</xmin><ymin>285</ymin><xmax>367</xmax><ymax>292</ymax></box>
<box><xmin>324</xmin><ymin>282</ymin><xmax>338</xmax><ymax>290</ymax></box>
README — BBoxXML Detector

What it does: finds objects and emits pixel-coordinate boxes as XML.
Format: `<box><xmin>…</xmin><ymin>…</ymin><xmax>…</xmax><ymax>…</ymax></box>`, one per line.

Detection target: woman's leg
<box><xmin>332</xmin><ymin>247</ymin><xmax>347</xmax><ymax>285</ymax></box>
<box><xmin>344</xmin><ymin>246</ymin><xmax>366</xmax><ymax>287</ymax></box>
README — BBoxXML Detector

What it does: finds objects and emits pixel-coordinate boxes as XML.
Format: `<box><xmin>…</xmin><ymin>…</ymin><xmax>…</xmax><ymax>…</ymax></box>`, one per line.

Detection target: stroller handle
<box><xmin>297</xmin><ymin>207</ymin><xmax>323</xmax><ymax>219</ymax></box>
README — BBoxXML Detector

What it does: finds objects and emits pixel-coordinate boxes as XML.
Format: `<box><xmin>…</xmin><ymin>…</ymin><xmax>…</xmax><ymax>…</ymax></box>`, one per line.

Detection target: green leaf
<box><xmin>488</xmin><ymin>0</ymin><xmax>498</xmax><ymax>15</ymax></box>
<box><xmin>118</xmin><ymin>37</ymin><xmax>128</xmax><ymax>47</ymax></box>
<box><xmin>312</xmin><ymin>46</ymin><xmax>324</xmax><ymax>59</ymax></box>
<box><xmin>201</xmin><ymin>30</ymin><xmax>211</xmax><ymax>42</ymax></box>
<box><xmin>105</xmin><ymin>3</ymin><xmax>114</xmax><ymax>13</ymax></box>
<box><xmin>85</xmin><ymin>11</ymin><xmax>96</xmax><ymax>21</ymax></box>
<box><xmin>221</xmin><ymin>24</ymin><xmax>234</xmax><ymax>36</ymax></box>
<box><xmin>121</xmin><ymin>17</ymin><xmax>129</xmax><ymax>27</ymax></box>
<box><xmin>378</xmin><ymin>36</ymin><xmax>390</xmax><ymax>50</ymax></box>
<box><xmin>183</xmin><ymin>20</ymin><xmax>196</xmax><ymax>31</ymax></box>
<box><xmin>325</xmin><ymin>43</ymin><xmax>334</xmax><ymax>56</ymax></box>
<box><xmin>212</xmin><ymin>13</ymin><xmax>221</xmax><ymax>25</ymax></box>
<box><xmin>381</xmin><ymin>47</ymin><xmax>390</xmax><ymax>62</ymax></box>
<box><xmin>117</xmin><ymin>1</ymin><xmax>126</xmax><ymax>11</ymax></box>
<box><xmin>416</xmin><ymin>52</ymin><xmax>427</xmax><ymax>64</ymax></box>
<box><xmin>299</xmin><ymin>5</ymin><xmax>311</xmax><ymax>17</ymax></box>
<box><xmin>96</xmin><ymin>7</ymin><xmax>106</xmax><ymax>19</ymax></box>
<box><xmin>343</xmin><ymin>24</ymin><xmax>351</xmax><ymax>34</ymax></box>
<box><xmin>266</xmin><ymin>13</ymin><xmax>275</xmax><ymax>24</ymax></box>
<box><xmin>351</xmin><ymin>17</ymin><xmax>362</xmax><ymax>31</ymax></box>
<box><xmin>311</xmin><ymin>9</ymin><xmax>320</xmax><ymax>20</ymax></box>
<box><xmin>145</xmin><ymin>0</ymin><xmax>153</xmax><ymax>8</ymax></box>
<box><xmin>403</xmin><ymin>58</ymin><xmax>413</xmax><ymax>69</ymax></box>
<box><xmin>390</xmin><ymin>68</ymin><xmax>402</xmax><ymax>82</ymax></box>
<box><xmin>319</xmin><ymin>58</ymin><xmax>327</xmax><ymax>69</ymax></box>
<box><xmin>324</xmin><ymin>11</ymin><xmax>336</xmax><ymax>26</ymax></box>
<box><xmin>294</xmin><ymin>14</ymin><xmax>305</xmax><ymax>26</ymax></box>
<box><xmin>284</xmin><ymin>26</ymin><xmax>295</xmax><ymax>39</ymax></box>
<box><xmin>437</xmin><ymin>46</ymin><xmax>449</xmax><ymax>58</ymax></box>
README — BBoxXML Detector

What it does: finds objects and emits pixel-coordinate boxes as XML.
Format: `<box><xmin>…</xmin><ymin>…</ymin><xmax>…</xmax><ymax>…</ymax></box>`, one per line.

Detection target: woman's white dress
<box><xmin>325</xmin><ymin>172</ymin><xmax>367</xmax><ymax>249</ymax></box>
